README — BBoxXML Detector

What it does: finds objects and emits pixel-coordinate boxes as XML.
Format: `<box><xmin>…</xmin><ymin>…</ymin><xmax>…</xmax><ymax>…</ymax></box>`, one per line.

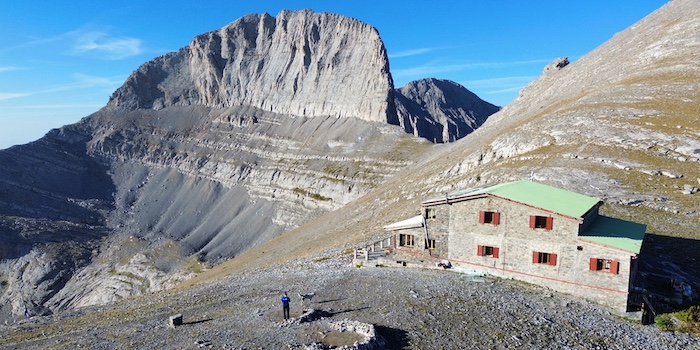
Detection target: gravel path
<box><xmin>1</xmin><ymin>254</ymin><xmax>697</xmax><ymax>349</ymax></box>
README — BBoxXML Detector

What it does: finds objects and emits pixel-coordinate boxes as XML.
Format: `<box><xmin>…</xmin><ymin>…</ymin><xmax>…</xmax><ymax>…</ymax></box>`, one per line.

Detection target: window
<box><xmin>532</xmin><ymin>251</ymin><xmax>557</xmax><ymax>266</ymax></box>
<box><xmin>425</xmin><ymin>208</ymin><xmax>436</xmax><ymax>220</ymax></box>
<box><xmin>399</xmin><ymin>234</ymin><xmax>415</xmax><ymax>247</ymax></box>
<box><xmin>589</xmin><ymin>258</ymin><xmax>619</xmax><ymax>274</ymax></box>
<box><xmin>426</xmin><ymin>239</ymin><xmax>436</xmax><ymax>249</ymax></box>
<box><xmin>530</xmin><ymin>215</ymin><xmax>553</xmax><ymax>230</ymax></box>
<box><xmin>477</xmin><ymin>245</ymin><xmax>500</xmax><ymax>258</ymax></box>
<box><xmin>479</xmin><ymin>211</ymin><xmax>500</xmax><ymax>225</ymax></box>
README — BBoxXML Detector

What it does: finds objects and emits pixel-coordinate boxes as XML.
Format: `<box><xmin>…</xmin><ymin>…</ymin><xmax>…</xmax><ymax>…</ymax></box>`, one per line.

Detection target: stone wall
<box><xmin>422</xmin><ymin>196</ymin><xmax>636</xmax><ymax>311</ymax></box>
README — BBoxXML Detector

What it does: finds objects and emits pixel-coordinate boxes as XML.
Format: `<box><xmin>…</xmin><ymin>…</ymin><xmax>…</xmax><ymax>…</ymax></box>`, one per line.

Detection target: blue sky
<box><xmin>0</xmin><ymin>1</ymin><xmax>668</xmax><ymax>149</ymax></box>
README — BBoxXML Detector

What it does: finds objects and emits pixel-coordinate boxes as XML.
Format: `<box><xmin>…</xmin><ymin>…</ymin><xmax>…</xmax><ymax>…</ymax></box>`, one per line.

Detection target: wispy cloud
<box><xmin>0</xmin><ymin>73</ymin><xmax>124</xmax><ymax>102</ymax></box>
<box><xmin>389</xmin><ymin>48</ymin><xmax>436</xmax><ymax>59</ymax></box>
<box><xmin>461</xmin><ymin>76</ymin><xmax>536</xmax><ymax>89</ymax></box>
<box><xmin>0</xmin><ymin>93</ymin><xmax>30</xmax><ymax>101</ymax></box>
<box><xmin>0</xmin><ymin>103</ymin><xmax>103</xmax><ymax>110</ymax></box>
<box><xmin>67</xmin><ymin>29</ymin><xmax>143</xmax><ymax>60</ymax></box>
<box><xmin>0</xmin><ymin>26</ymin><xmax>144</xmax><ymax>60</ymax></box>
<box><xmin>458</xmin><ymin>76</ymin><xmax>538</xmax><ymax>95</ymax></box>
<box><xmin>392</xmin><ymin>58</ymin><xmax>552</xmax><ymax>79</ymax></box>
<box><xmin>0</xmin><ymin>66</ymin><xmax>20</xmax><ymax>73</ymax></box>
<box><xmin>39</xmin><ymin>73</ymin><xmax>125</xmax><ymax>94</ymax></box>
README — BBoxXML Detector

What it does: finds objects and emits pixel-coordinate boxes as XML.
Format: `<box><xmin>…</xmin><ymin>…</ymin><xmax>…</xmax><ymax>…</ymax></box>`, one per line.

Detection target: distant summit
<box><xmin>395</xmin><ymin>78</ymin><xmax>499</xmax><ymax>143</ymax></box>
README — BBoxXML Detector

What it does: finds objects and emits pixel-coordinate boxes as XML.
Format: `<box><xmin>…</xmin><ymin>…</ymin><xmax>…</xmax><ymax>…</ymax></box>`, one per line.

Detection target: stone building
<box><xmin>384</xmin><ymin>180</ymin><xmax>646</xmax><ymax>311</ymax></box>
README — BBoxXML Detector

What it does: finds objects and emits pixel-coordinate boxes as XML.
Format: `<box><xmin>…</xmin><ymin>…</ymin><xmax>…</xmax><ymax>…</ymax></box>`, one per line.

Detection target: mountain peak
<box><xmin>108</xmin><ymin>10</ymin><xmax>397</xmax><ymax>124</ymax></box>
<box><xmin>395</xmin><ymin>78</ymin><xmax>499</xmax><ymax>142</ymax></box>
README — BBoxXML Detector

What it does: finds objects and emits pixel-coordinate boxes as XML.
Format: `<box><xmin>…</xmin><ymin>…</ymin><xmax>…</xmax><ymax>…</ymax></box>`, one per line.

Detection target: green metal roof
<box><xmin>481</xmin><ymin>181</ymin><xmax>601</xmax><ymax>218</ymax></box>
<box><xmin>434</xmin><ymin>180</ymin><xmax>602</xmax><ymax>218</ymax></box>
<box><xmin>579</xmin><ymin>216</ymin><xmax>647</xmax><ymax>254</ymax></box>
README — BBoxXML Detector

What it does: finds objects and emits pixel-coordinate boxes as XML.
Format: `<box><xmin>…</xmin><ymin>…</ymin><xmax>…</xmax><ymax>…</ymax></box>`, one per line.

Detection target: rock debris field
<box><xmin>1</xmin><ymin>254</ymin><xmax>697</xmax><ymax>349</ymax></box>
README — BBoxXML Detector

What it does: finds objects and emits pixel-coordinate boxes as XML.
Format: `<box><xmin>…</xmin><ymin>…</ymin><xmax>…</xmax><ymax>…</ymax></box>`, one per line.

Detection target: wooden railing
<box><xmin>354</xmin><ymin>236</ymin><xmax>393</xmax><ymax>261</ymax></box>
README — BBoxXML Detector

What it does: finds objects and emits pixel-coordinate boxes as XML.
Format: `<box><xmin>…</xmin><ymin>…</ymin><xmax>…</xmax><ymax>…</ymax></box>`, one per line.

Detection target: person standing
<box><xmin>281</xmin><ymin>292</ymin><xmax>291</xmax><ymax>320</ymax></box>
<box><xmin>23</xmin><ymin>304</ymin><xmax>29</xmax><ymax>320</ymax></box>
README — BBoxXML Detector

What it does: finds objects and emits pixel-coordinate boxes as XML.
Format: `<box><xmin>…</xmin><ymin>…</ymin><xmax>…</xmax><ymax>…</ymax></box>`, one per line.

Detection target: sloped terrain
<box><xmin>186</xmin><ymin>0</ymin><xmax>700</xmax><ymax>308</ymax></box>
<box><xmin>1</xmin><ymin>0</ymin><xmax>700</xmax><ymax>345</ymax></box>
<box><xmin>0</xmin><ymin>9</ymin><xmax>497</xmax><ymax>322</ymax></box>
<box><xmin>2</xmin><ymin>256</ymin><xmax>698</xmax><ymax>349</ymax></box>
<box><xmin>0</xmin><ymin>103</ymin><xmax>433</xmax><ymax>318</ymax></box>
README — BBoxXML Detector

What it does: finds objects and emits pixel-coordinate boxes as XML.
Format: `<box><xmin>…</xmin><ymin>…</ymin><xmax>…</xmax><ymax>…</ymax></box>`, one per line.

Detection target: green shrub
<box><xmin>309</xmin><ymin>192</ymin><xmax>332</xmax><ymax>201</ymax></box>
<box><xmin>675</xmin><ymin>304</ymin><xmax>700</xmax><ymax>324</ymax></box>
<box><xmin>656</xmin><ymin>314</ymin><xmax>674</xmax><ymax>331</ymax></box>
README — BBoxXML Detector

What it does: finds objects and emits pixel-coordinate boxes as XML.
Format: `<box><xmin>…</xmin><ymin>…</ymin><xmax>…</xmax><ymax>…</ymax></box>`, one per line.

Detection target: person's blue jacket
<box><xmin>281</xmin><ymin>294</ymin><xmax>290</xmax><ymax>306</ymax></box>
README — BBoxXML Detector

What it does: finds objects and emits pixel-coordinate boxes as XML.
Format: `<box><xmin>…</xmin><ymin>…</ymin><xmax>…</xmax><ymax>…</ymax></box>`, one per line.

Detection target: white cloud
<box><xmin>392</xmin><ymin>59</ymin><xmax>552</xmax><ymax>79</ymax></box>
<box><xmin>0</xmin><ymin>66</ymin><xmax>20</xmax><ymax>73</ymax></box>
<box><xmin>0</xmin><ymin>103</ymin><xmax>103</xmax><ymax>110</ymax></box>
<box><xmin>0</xmin><ymin>93</ymin><xmax>29</xmax><ymax>101</ymax></box>
<box><xmin>72</xmin><ymin>73</ymin><xmax>123</xmax><ymax>87</ymax></box>
<box><xmin>389</xmin><ymin>48</ymin><xmax>436</xmax><ymax>59</ymax></box>
<box><xmin>68</xmin><ymin>30</ymin><xmax>142</xmax><ymax>60</ymax></box>
<box><xmin>38</xmin><ymin>73</ymin><xmax>125</xmax><ymax>94</ymax></box>
<box><xmin>460</xmin><ymin>76</ymin><xmax>537</xmax><ymax>90</ymax></box>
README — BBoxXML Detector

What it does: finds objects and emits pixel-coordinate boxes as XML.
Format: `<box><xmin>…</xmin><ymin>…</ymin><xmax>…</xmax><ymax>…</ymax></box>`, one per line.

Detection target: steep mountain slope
<box><xmin>194</xmin><ymin>0</ymin><xmax>699</xmax><ymax>296</ymax></box>
<box><xmin>395</xmin><ymin>78</ymin><xmax>500</xmax><ymax>142</ymax></box>
<box><xmin>0</xmin><ymin>10</ymin><xmax>497</xmax><ymax>321</ymax></box>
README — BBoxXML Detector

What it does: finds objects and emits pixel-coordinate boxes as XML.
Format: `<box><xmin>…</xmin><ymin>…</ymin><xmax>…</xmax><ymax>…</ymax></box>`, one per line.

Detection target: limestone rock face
<box><xmin>395</xmin><ymin>78</ymin><xmax>500</xmax><ymax>143</ymax></box>
<box><xmin>107</xmin><ymin>10</ymin><xmax>398</xmax><ymax>124</ymax></box>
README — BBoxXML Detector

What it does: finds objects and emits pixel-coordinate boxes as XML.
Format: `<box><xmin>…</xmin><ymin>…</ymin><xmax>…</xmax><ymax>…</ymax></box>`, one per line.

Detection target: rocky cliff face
<box><xmin>0</xmin><ymin>9</ymin><xmax>498</xmax><ymax>322</ymax></box>
<box><xmin>395</xmin><ymin>78</ymin><xmax>500</xmax><ymax>142</ymax></box>
<box><xmin>107</xmin><ymin>10</ymin><xmax>398</xmax><ymax>124</ymax></box>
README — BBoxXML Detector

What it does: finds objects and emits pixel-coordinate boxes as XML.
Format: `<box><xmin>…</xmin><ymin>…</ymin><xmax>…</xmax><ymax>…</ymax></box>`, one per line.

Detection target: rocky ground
<box><xmin>0</xmin><ymin>253</ymin><xmax>697</xmax><ymax>350</ymax></box>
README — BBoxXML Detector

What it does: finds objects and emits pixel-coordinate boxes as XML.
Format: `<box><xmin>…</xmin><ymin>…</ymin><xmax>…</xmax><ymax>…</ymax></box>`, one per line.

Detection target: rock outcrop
<box><xmin>395</xmin><ymin>78</ymin><xmax>499</xmax><ymax>142</ymax></box>
<box><xmin>107</xmin><ymin>10</ymin><xmax>398</xmax><ymax>124</ymax></box>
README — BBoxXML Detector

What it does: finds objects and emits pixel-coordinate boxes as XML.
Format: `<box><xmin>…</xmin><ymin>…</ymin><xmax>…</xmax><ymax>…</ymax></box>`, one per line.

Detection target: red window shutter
<box><xmin>479</xmin><ymin>211</ymin><xmax>485</xmax><ymax>224</ymax></box>
<box><xmin>590</xmin><ymin>258</ymin><xmax>598</xmax><ymax>271</ymax></box>
<box><xmin>477</xmin><ymin>245</ymin><xmax>483</xmax><ymax>256</ymax></box>
<box><xmin>529</xmin><ymin>216</ymin><xmax>536</xmax><ymax>229</ymax></box>
<box><xmin>493</xmin><ymin>247</ymin><xmax>500</xmax><ymax>258</ymax></box>
<box><xmin>532</xmin><ymin>251</ymin><xmax>539</xmax><ymax>263</ymax></box>
<box><xmin>545</xmin><ymin>217</ymin><xmax>554</xmax><ymax>230</ymax></box>
<box><xmin>549</xmin><ymin>254</ymin><xmax>558</xmax><ymax>266</ymax></box>
<box><xmin>610</xmin><ymin>260</ymin><xmax>619</xmax><ymax>274</ymax></box>
<box><xmin>493</xmin><ymin>212</ymin><xmax>500</xmax><ymax>225</ymax></box>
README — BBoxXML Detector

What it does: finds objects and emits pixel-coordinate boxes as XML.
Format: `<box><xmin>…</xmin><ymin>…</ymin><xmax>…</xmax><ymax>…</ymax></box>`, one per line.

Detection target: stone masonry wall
<box><xmin>425</xmin><ymin>196</ymin><xmax>635</xmax><ymax>311</ymax></box>
<box><xmin>423</xmin><ymin>206</ymin><xmax>450</xmax><ymax>258</ymax></box>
